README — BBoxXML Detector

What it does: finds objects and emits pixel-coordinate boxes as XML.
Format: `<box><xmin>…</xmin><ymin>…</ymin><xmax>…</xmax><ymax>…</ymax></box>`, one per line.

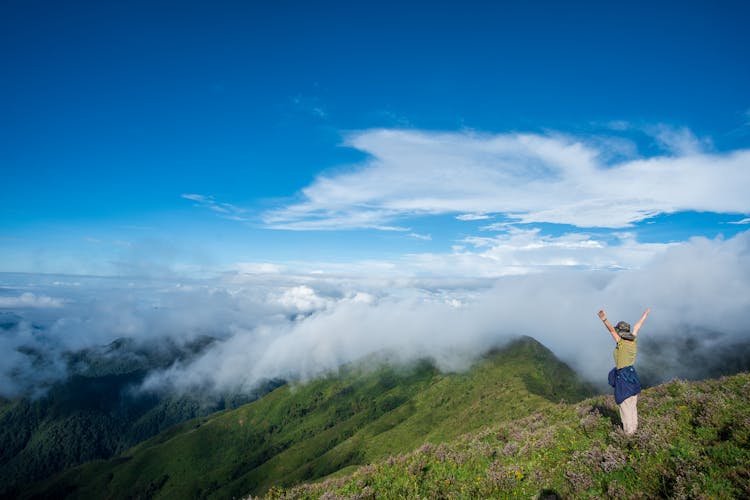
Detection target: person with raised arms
<box><xmin>598</xmin><ymin>307</ymin><xmax>651</xmax><ymax>435</ymax></box>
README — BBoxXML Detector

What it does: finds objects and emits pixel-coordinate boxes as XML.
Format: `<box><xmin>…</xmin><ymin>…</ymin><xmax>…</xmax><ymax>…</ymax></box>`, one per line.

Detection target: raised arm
<box><xmin>632</xmin><ymin>307</ymin><xmax>651</xmax><ymax>337</ymax></box>
<box><xmin>598</xmin><ymin>309</ymin><xmax>620</xmax><ymax>342</ymax></box>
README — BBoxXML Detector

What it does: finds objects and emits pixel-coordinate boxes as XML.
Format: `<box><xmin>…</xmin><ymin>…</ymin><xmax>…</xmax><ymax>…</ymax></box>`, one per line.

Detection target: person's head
<box><xmin>615</xmin><ymin>321</ymin><xmax>635</xmax><ymax>341</ymax></box>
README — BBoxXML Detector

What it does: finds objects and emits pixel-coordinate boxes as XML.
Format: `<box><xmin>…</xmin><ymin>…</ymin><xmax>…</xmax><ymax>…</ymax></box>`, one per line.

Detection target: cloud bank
<box><xmin>262</xmin><ymin>128</ymin><xmax>750</xmax><ymax>230</ymax></box>
<box><xmin>403</xmin><ymin>228</ymin><xmax>672</xmax><ymax>277</ymax></box>
<box><xmin>3</xmin><ymin>231</ymin><xmax>749</xmax><ymax>398</ymax></box>
<box><xmin>143</xmin><ymin>231</ymin><xmax>750</xmax><ymax>395</ymax></box>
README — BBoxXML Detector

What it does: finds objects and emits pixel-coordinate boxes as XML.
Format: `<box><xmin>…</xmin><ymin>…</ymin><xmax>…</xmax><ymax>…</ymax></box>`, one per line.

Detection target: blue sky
<box><xmin>2</xmin><ymin>0</ymin><xmax>750</xmax><ymax>277</ymax></box>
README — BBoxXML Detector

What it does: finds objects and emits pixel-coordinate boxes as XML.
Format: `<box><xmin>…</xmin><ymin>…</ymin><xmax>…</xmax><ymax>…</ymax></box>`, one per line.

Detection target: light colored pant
<box><xmin>618</xmin><ymin>395</ymin><xmax>638</xmax><ymax>435</ymax></box>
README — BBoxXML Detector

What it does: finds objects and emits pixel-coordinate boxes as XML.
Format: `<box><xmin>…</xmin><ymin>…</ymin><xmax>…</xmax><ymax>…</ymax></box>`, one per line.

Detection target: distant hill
<box><xmin>272</xmin><ymin>371</ymin><xmax>750</xmax><ymax>499</ymax></box>
<box><xmin>0</xmin><ymin>336</ymin><xmax>282</xmax><ymax>499</ymax></box>
<box><xmin>26</xmin><ymin>336</ymin><xmax>596</xmax><ymax>499</ymax></box>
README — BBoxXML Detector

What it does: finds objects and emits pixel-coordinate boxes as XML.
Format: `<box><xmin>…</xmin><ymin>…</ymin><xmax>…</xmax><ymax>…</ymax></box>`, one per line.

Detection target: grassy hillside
<box><xmin>270</xmin><ymin>372</ymin><xmax>750</xmax><ymax>499</ymax></box>
<box><xmin>28</xmin><ymin>337</ymin><xmax>595</xmax><ymax>499</ymax></box>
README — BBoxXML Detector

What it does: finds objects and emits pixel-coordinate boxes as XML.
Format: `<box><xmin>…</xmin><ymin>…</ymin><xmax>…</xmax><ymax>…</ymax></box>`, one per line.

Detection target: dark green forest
<box><xmin>0</xmin><ymin>336</ymin><xmax>282</xmax><ymax>499</ymax></box>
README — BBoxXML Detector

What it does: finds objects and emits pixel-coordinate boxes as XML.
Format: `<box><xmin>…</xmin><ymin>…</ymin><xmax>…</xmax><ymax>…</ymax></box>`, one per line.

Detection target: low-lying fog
<box><xmin>2</xmin><ymin>231</ymin><xmax>749</xmax><ymax>399</ymax></box>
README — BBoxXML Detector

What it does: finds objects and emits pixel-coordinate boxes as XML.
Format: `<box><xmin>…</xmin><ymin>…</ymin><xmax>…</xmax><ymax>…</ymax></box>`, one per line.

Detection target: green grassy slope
<box><xmin>276</xmin><ymin>372</ymin><xmax>750</xmax><ymax>499</ymax></box>
<box><xmin>28</xmin><ymin>337</ymin><xmax>595</xmax><ymax>499</ymax></box>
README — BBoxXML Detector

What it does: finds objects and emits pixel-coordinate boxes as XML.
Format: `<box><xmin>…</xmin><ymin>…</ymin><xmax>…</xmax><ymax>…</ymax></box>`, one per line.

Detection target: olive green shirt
<box><xmin>614</xmin><ymin>338</ymin><xmax>637</xmax><ymax>369</ymax></box>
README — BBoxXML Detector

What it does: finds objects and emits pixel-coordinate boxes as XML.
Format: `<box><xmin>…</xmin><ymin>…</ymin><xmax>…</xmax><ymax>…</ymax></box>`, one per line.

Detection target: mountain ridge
<box><xmin>24</xmin><ymin>336</ymin><xmax>596</xmax><ymax>499</ymax></box>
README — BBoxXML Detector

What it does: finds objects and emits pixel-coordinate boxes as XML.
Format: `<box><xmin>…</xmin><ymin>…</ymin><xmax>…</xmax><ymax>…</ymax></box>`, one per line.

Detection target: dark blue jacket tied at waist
<box><xmin>608</xmin><ymin>365</ymin><xmax>642</xmax><ymax>404</ymax></box>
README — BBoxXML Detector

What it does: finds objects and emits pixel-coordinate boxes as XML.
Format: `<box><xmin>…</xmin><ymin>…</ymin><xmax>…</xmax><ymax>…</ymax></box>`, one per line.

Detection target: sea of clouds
<box><xmin>2</xmin><ymin>230</ymin><xmax>749</xmax><ymax>399</ymax></box>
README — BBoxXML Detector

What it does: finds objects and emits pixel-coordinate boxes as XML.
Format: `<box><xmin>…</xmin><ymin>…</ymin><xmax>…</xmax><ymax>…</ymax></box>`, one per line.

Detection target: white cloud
<box><xmin>647</xmin><ymin>124</ymin><xmax>711</xmax><ymax>155</ymax></box>
<box><xmin>263</xmin><ymin>128</ymin><xmax>750</xmax><ymax>230</ymax></box>
<box><xmin>456</xmin><ymin>213</ymin><xmax>492</xmax><ymax>221</ymax></box>
<box><xmin>234</xmin><ymin>262</ymin><xmax>285</xmax><ymax>274</ymax></box>
<box><xmin>403</xmin><ymin>228</ymin><xmax>672</xmax><ymax>278</ymax></box>
<box><xmin>181</xmin><ymin>193</ymin><xmax>209</xmax><ymax>202</ymax></box>
<box><xmin>0</xmin><ymin>292</ymin><xmax>65</xmax><ymax>309</ymax></box>
<box><xmin>275</xmin><ymin>285</ymin><xmax>331</xmax><ymax>314</ymax></box>
<box><xmin>480</xmin><ymin>222</ymin><xmax>514</xmax><ymax>231</ymax></box>
<box><xmin>728</xmin><ymin>218</ymin><xmax>750</xmax><ymax>225</ymax></box>
<box><xmin>228</xmin><ymin>229</ymin><xmax>673</xmax><ymax>281</ymax></box>
<box><xmin>605</xmin><ymin>120</ymin><xmax>631</xmax><ymax>131</ymax></box>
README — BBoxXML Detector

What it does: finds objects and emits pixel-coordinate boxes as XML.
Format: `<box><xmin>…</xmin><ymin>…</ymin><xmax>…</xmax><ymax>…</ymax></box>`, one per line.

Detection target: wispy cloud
<box><xmin>233</xmin><ymin>262</ymin><xmax>285</xmax><ymax>275</ymax></box>
<box><xmin>181</xmin><ymin>193</ymin><xmax>250</xmax><ymax>222</ymax></box>
<box><xmin>456</xmin><ymin>213</ymin><xmax>492</xmax><ymax>221</ymax></box>
<box><xmin>371</xmin><ymin>108</ymin><xmax>413</xmax><ymax>127</ymax></box>
<box><xmin>480</xmin><ymin>222</ymin><xmax>514</xmax><ymax>231</ymax></box>
<box><xmin>728</xmin><ymin>217</ymin><xmax>750</xmax><ymax>225</ymax></box>
<box><xmin>263</xmin><ymin>128</ymin><xmax>750</xmax><ymax>231</ymax></box>
<box><xmin>232</xmin><ymin>228</ymin><xmax>671</xmax><ymax>279</ymax></box>
<box><xmin>403</xmin><ymin>228</ymin><xmax>672</xmax><ymax>277</ymax></box>
<box><xmin>646</xmin><ymin>124</ymin><xmax>712</xmax><ymax>156</ymax></box>
<box><xmin>181</xmin><ymin>193</ymin><xmax>209</xmax><ymax>202</ymax></box>
<box><xmin>291</xmin><ymin>94</ymin><xmax>327</xmax><ymax>120</ymax></box>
